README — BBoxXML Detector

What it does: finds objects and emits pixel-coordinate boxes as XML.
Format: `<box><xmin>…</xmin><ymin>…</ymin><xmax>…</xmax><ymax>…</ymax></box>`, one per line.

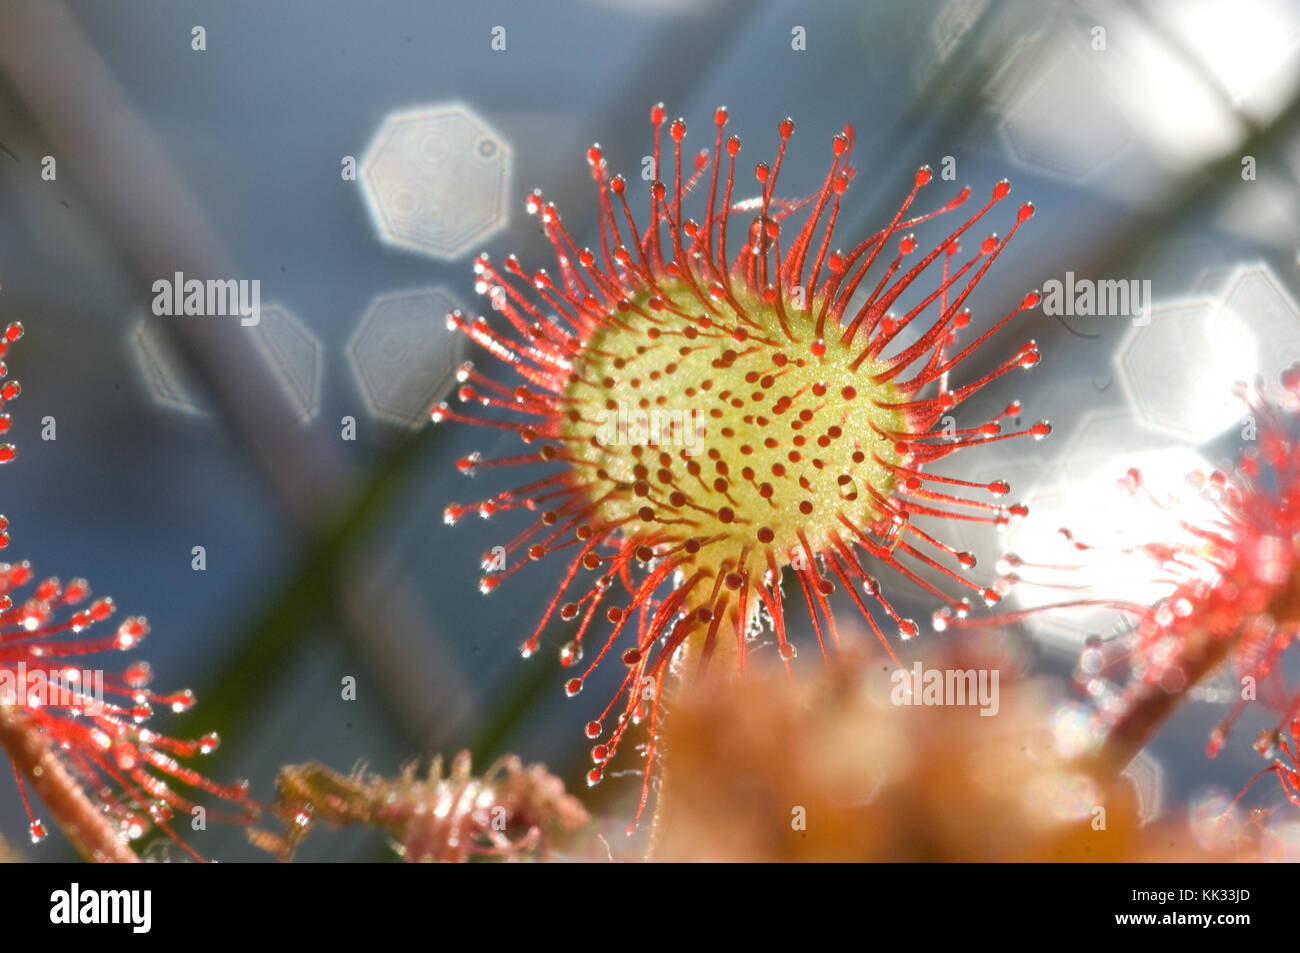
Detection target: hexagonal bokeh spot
<box><xmin>914</xmin><ymin>435</ymin><xmax>1054</xmax><ymax>581</ymax></box>
<box><xmin>1157</xmin><ymin>0</ymin><xmax>1300</xmax><ymax>121</ymax></box>
<box><xmin>1116</xmin><ymin>298</ymin><xmax>1256</xmax><ymax>443</ymax></box>
<box><xmin>348</xmin><ymin>287</ymin><xmax>465</xmax><ymax>426</ymax></box>
<box><xmin>1132</xmin><ymin>237</ymin><xmax>1233</xmax><ymax>300</ymax></box>
<box><xmin>998</xmin><ymin>413</ymin><xmax>1215</xmax><ymax>654</ymax></box>
<box><xmin>901</xmin><ymin>356</ymin><xmax>1108</xmax><ymax>589</ymax></box>
<box><xmin>1000</xmin><ymin>44</ymin><xmax>1132</xmax><ymax>181</ymax></box>
<box><xmin>1120</xmin><ymin>750</ymin><xmax>1164</xmax><ymax>826</ymax></box>
<box><xmin>361</xmin><ymin>104</ymin><xmax>511</xmax><ymax>260</ymax></box>
<box><xmin>251</xmin><ymin>304</ymin><xmax>322</xmax><ymax>424</ymax></box>
<box><xmin>991</xmin><ymin>481</ymin><xmax>1135</xmax><ymax>655</ymax></box>
<box><xmin>907</xmin><ymin>0</ymin><xmax>994</xmax><ymax>92</ymax></box>
<box><xmin>1219</xmin><ymin>261</ymin><xmax>1300</xmax><ymax>398</ymax></box>
<box><xmin>928</xmin><ymin>0</ymin><xmax>991</xmax><ymax>66</ymax></box>
<box><xmin>128</xmin><ymin>315</ymin><xmax>207</xmax><ymax>417</ymax></box>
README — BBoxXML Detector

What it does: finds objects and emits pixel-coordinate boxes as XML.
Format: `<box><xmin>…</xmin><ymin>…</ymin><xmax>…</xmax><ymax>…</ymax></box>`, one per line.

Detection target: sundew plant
<box><xmin>1</xmin><ymin>0</ymin><xmax>1299</xmax><ymax>868</ymax></box>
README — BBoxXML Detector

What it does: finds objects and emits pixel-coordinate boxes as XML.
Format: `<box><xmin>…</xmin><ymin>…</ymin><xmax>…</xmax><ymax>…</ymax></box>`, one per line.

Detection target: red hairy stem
<box><xmin>0</xmin><ymin>705</ymin><xmax>139</xmax><ymax>862</ymax></box>
<box><xmin>1088</xmin><ymin>626</ymin><xmax>1235</xmax><ymax>780</ymax></box>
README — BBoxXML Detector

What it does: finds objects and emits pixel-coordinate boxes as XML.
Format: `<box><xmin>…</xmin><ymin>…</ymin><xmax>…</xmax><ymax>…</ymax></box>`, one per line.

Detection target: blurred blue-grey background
<box><xmin>2</xmin><ymin>0</ymin><xmax>1300</xmax><ymax>859</ymax></box>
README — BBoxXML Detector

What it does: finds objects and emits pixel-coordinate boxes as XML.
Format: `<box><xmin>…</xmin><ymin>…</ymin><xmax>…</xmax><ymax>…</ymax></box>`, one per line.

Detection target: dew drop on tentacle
<box><xmin>559</xmin><ymin>640</ymin><xmax>583</xmax><ymax>667</ymax></box>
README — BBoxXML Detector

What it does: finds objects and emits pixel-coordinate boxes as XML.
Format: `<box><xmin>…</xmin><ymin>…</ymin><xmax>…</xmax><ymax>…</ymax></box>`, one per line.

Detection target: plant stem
<box><xmin>646</xmin><ymin>611</ymin><xmax>737</xmax><ymax>859</ymax></box>
<box><xmin>0</xmin><ymin>706</ymin><xmax>138</xmax><ymax>862</ymax></box>
<box><xmin>1089</xmin><ymin>626</ymin><xmax>1233</xmax><ymax>781</ymax></box>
